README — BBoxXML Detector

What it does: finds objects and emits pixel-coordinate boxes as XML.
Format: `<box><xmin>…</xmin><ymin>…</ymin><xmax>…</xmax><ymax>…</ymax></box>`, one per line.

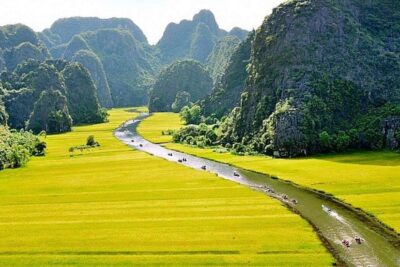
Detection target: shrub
<box><xmin>319</xmin><ymin>131</ymin><xmax>331</xmax><ymax>151</ymax></box>
<box><xmin>0</xmin><ymin>126</ymin><xmax>46</xmax><ymax>170</ymax></box>
<box><xmin>334</xmin><ymin>131</ymin><xmax>350</xmax><ymax>152</ymax></box>
<box><xmin>180</xmin><ymin>105</ymin><xmax>202</xmax><ymax>125</ymax></box>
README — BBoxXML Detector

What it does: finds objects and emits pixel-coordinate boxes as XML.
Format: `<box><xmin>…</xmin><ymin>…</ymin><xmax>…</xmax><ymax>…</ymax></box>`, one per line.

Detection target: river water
<box><xmin>115</xmin><ymin>113</ymin><xmax>400</xmax><ymax>267</ymax></box>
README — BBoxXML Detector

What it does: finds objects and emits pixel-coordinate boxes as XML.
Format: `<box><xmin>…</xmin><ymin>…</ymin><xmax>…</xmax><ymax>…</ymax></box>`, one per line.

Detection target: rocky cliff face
<box><xmin>201</xmin><ymin>34</ymin><xmax>252</xmax><ymax>118</ymax></box>
<box><xmin>222</xmin><ymin>0</ymin><xmax>400</xmax><ymax>156</ymax></box>
<box><xmin>81</xmin><ymin>29</ymin><xmax>158</xmax><ymax>107</ymax></box>
<box><xmin>71</xmin><ymin>50</ymin><xmax>113</xmax><ymax>108</ymax></box>
<box><xmin>206</xmin><ymin>35</ymin><xmax>241</xmax><ymax>82</ymax></box>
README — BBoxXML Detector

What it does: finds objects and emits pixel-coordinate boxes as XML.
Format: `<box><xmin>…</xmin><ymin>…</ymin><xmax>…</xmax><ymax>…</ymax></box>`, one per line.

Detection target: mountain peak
<box><xmin>193</xmin><ymin>10</ymin><xmax>219</xmax><ymax>31</ymax></box>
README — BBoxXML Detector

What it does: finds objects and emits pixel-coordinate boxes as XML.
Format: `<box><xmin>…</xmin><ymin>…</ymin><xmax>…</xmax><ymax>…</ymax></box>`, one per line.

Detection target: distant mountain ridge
<box><xmin>39</xmin><ymin>17</ymin><xmax>159</xmax><ymax>107</ymax></box>
<box><xmin>0</xmin><ymin>11</ymin><xmax>248</xmax><ymax>113</ymax></box>
<box><xmin>40</xmin><ymin>17</ymin><xmax>148</xmax><ymax>47</ymax></box>
<box><xmin>157</xmin><ymin>10</ymin><xmax>248</xmax><ymax>64</ymax></box>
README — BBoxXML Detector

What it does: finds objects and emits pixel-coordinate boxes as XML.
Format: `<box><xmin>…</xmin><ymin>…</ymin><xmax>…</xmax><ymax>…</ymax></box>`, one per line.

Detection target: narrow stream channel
<box><xmin>115</xmin><ymin>113</ymin><xmax>400</xmax><ymax>267</ymax></box>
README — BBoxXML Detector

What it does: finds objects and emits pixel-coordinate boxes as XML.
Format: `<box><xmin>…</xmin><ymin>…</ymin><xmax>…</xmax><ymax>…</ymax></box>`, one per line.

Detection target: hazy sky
<box><xmin>0</xmin><ymin>0</ymin><xmax>285</xmax><ymax>44</ymax></box>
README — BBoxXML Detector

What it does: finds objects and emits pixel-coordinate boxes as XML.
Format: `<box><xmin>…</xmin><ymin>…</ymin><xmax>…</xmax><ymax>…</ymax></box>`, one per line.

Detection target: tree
<box><xmin>334</xmin><ymin>131</ymin><xmax>350</xmax><ymax>152</ymax></box>
<box><xmin>86</xmin><ymin>135</ymin><xmax>100</xmax><ymax>147</ymax></box>
<box><xmin>319</xmin><ymin>131</ymin><xmax>331</xmax><ymax>152</ymax></box>
<box><xmin>171</xmin><ymin>91</ymin><xmax>191</xmax><ymax>113</ymax></box>
<box><xmin>180</xmin><ymin>105</ymin><xmax>202</xmax><ymax>125</ymax></box>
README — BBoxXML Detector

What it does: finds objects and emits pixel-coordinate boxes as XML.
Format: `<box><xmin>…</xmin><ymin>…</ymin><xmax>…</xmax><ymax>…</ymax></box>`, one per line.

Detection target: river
<box><xmin>115</xmin><ymin>113</ymin><xmax>400</xmax><ymax>267</ymax></box>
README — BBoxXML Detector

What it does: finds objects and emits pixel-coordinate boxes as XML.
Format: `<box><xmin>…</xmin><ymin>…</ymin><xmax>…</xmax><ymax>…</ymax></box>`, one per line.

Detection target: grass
<box><xmin>139</xmin><ymin>112</ymin><xmax>400</xmax><ymax>233</ymax></box>
<box><xmin>138</xmin><ymin>112</ymin><xmax>183</xmax><ymax>144</ymax></box>
<box><xmin>0</xmin><ymin>108</ymin><xmax>333</xmax><ymax>266</ymax></box>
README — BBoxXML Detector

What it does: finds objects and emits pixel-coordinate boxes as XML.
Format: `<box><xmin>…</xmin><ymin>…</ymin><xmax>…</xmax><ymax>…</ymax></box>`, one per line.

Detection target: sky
<box><xmin>0</xmin><ymin>0</ymin><xmax>285</xmax><ymax>44</ymax></box>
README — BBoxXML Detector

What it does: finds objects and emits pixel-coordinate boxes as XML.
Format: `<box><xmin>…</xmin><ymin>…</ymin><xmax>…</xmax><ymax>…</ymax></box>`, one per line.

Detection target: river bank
<box><xmin>133</xmin><ymin>112</ymin><xmax>400</xmax><ymax>267</ymax></box>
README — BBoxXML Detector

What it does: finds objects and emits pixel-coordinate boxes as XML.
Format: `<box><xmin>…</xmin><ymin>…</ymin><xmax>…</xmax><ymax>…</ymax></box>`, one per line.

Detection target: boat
<box><xmin>322</xmin><ymin>205</ymin><xmax>332</xmax><ymax>213</ymax></box>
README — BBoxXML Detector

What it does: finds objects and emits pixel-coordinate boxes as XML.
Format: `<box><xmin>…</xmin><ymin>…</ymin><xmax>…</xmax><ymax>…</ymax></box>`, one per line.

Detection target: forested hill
<box><xmin>36</xmin><ymin>13</ymin><xmax>247</xmax><ymax>107</ymax></box>
<box><xmin>0</xmin><ymin>24</ymin><xmax>50</xmax><ymax>72</ymax></box>
<box><xmin>40</xmin><ymin>17</ymin><xmax>158</xmax><ymax>107</ymax></box>
<box><xmin>215</xmin><ymin>0</ymin><xmax>400</xmax><ymax>157</ymax></box>
<box><xmin>149</xmin><ymin>60</ymin><xmax>213</xmax><ymax>112</ymax></box>
<box><xmin>1</xmin><ymin>60</ymin><xmax>107</xmax><ymax>133</ymax></box>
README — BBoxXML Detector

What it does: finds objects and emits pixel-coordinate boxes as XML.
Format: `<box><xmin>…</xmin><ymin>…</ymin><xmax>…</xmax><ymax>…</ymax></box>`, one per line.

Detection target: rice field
<box><xmin>0</xmin><ymin>108</ymin><xmax>333</xmax><ymax>266</ymax></box>
<box><xmin>139</xmin><ymin>112</ymin><xmax>400</xmax><ymax>233</ymax></box>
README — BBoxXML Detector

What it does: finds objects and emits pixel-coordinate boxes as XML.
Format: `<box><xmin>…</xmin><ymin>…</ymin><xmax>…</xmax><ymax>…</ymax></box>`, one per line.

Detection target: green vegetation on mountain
<box><xmin>0</xmin><ymin>24</ymin><xmax>50</xmax><ymax>71</ymax></box>
<box><xmin>61</xmin><ymin>63</ymin><xmax>107</xmax><ymax>124</ymax></box>
<box><xmin>201</xmin><ymin>34</ymin><xmax>252</xmax><ymax>118</ymax></box>
<box><xmin>38</xmin><ymin>17</ymin><xmax>160</xmax><ymax>107</ymax></box>
<box><xmin>229</xmin><ymin>27</ymin><xmax>249</xmax><ymax>40</ymax></box>
<box><xmin>157</xmin><ymin>10</ymin><xmax>247</xmax><ymax>65</ymax></box>
<box><xmin>206</xmin><ymin>35</ymin><xmax>241</xmax><ymax>82</ymax></box>
<box><xmin>0</xmin><ymin>56</ymin><xmax>5</xmax><ymax>72</ymax></box>
<box><xmin>71</xmin><ymin>49</ymin><xmax>113</xmax><ymax>107</ymax></box>
<box><xmin>35</xmin><ymin>13</ymin><xmax>247</xmax><ymax>108</ymax></box>
<box><xmin>81</xmin><ymin>29</ymin><xmax>157</xmax><ymax>106</ymax></box>
<box><xmin>61</xmin><ymin>35</ymin><xmax>113</xmax><ymax>107</ymax></box>
<box><xmin>27</xmin><ymin>90</ymin><xmax>72</xmax><ymax>134</ymax></box>
<box><xmin>62</xmin><ymin>35</ymin><xmax>90</xmax><ymax>59</ymax></box>
<box><xmin>38</xmin><ymin>29</ymin><xmax>61</xmax><ymax>49</ymax></box>
<box><xmin>178</xmin><ymin>0</ymin><xmax>400</xmax><ymax>158</ymax></box>
<box><xmin>227</xmin><ymin>0</ymin><xmax>400</xmax><ymax>157</ymax></box>
<box><xmin>0</xmin><ymin>24</ymin><xmax>41</xmax><ymax>49</ymax></box>
<box><xmin>3</xmin><ymin>42</ymin><xmax>49</xmax><ymax>70</ymax></box>
<box><xmin>2</xmin><ymin>88</ymin><xmax>34</xmax><ymax>129</ymax></box>
<box><xmin>1</xmin><ymin>60</ymin><xmax>106</xmax><ymax>133</ymax></box>
<box><xmin>49</xmin><ymin>43</ymin><xmax>67</xmax><ymax>59</ymax></box>
<box><xmin>149</xmin><ymin>60</ymin><xmax>213</xmax><ymax>112</ymax></box>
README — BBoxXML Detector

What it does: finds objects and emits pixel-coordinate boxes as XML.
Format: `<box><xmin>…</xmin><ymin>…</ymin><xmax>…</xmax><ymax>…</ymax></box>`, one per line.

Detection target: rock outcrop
<box><xmin>222</xmin><ymin>0</ymin><xmax>400</xmax><ymax>157</ymax></box>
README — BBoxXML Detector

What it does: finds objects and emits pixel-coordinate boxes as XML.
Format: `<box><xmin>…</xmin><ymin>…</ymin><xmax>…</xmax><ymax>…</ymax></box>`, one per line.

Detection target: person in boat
<box><xmin>233</xmin><ymin>171</ymin><xmax>240</xmax><ymax>177</ymax></box>
<box><xmin>201</xmin><ymin>165</ymin><xmax>207</xmax><ymax>170</ymax></box>
<box><xmin>291</xmin><ymin>199</ymin><xmax>298</xmax><ymax>204</ymax></box>
<box><xmin>342</xmin><ymin>239</ymin><xmax>350</xmax><ymax>247</ymax></box>
<box><xmin>354</xmin><ymin>236</ymin><xmax>363</xmax><ymax>244</ymax></box>
<box><xmin>178</xmin><ymin>159</ymin><xmax>183</xmax><ymax>163</ymax></box>
<box><xmin>131</xmin><ymin>139</ymin><xmax>135</xmax><ymax>142</ymax></box>
<box><xmin>139</xmin><ymin>144</ymin><xmax>143</xmax><ymax>147</ymax></box>
<box><xmin>168</xmin><ymin>153</ymin><xmax>173</xmax><ymax>156</ymax></box>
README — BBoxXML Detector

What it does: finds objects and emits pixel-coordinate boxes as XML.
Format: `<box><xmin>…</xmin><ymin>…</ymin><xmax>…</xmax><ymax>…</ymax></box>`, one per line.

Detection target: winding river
<box><xmin>115</xmin><ymin>113</ymin><xmax>400</xmax><ymax>267</ymax></box>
